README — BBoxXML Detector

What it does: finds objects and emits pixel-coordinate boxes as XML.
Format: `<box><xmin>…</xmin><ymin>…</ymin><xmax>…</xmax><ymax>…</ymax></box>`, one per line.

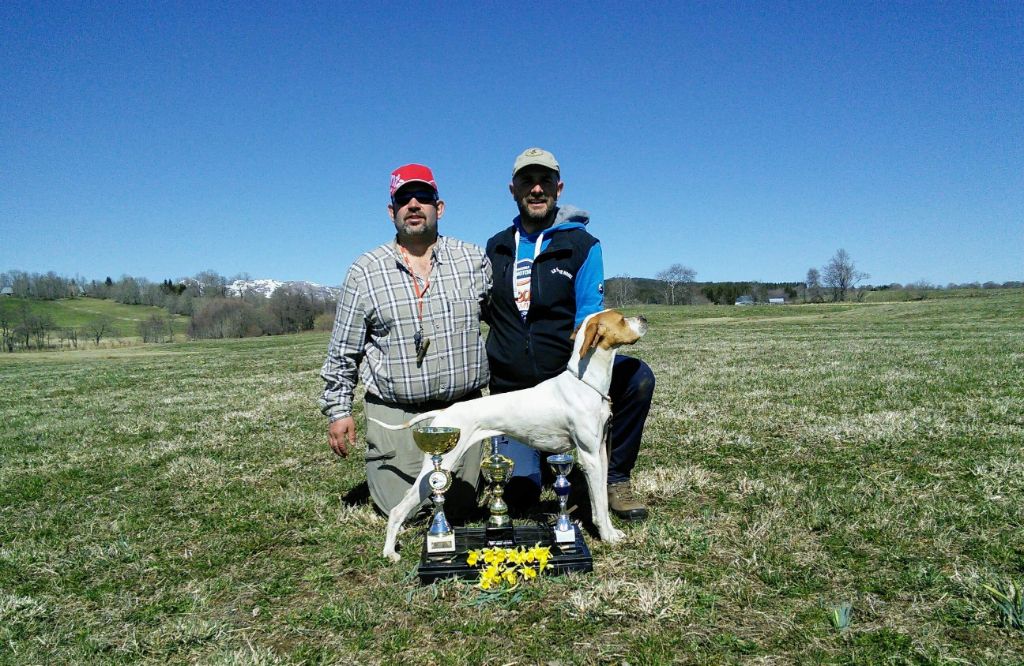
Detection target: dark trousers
<box><xmin>500</xmin><ymin>354</ymin><xmax>656</xmax><ymax>505</ymax></box>
<box><xmin>606</xmin><ymin>355</ymin><xmax>656</xmax><ymax>484</ymax></box>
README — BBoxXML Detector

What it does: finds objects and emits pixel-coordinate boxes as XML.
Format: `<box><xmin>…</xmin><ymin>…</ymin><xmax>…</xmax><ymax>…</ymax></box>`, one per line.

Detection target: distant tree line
<box><xmin>0</xmin><ymin>295</ymin><xmax>131</xmax><ymax>352</ymax></box>
<box><xmin>186</xmin><ymin>287</ymin><xmax>329</xmax><ymax>339</ymax></box>
<box><xmin>604</xmin><ymin>249</ymin><xmax>1020</xmax><ymax>307</ymax></box>
<box><xmin>0</xmin><ymin>269</ymin><xmax>336</xmax><ymax>350</ymax></box>
<box><xmin>1</xmin><ymin>270</ymin><xmax>86</xmax><ymax>300</ymax></box>
<box><xmin>606</xmin><ymin>275</ymin><xmax>801</xmax><ymax>306</ymax></box>
<box><xmin>3</xmin><ymin>261</ymin><xmax>1021</xmax><ymax>351</ymax></box>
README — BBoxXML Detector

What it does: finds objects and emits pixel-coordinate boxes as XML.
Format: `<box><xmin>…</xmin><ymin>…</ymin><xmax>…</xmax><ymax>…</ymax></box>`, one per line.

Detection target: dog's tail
<box><xmin>367</xmin><ymin>410</ymin><xmax>443</xmax><ymax>431</ymax></box>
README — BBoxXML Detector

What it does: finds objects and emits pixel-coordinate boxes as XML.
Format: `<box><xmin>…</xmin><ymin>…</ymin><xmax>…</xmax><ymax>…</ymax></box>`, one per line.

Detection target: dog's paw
<box><xmin>383</xmin><ymin>549</ymin><xmax>402</xmax><ymax>563</ymax></box>
<box><xmin>603</xmin><ymin>527</ymin><xmax>626</xmax><ymax>543</ymax></box>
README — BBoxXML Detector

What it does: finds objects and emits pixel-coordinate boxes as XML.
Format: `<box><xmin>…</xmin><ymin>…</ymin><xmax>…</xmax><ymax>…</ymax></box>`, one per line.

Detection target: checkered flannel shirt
<box><xmin>319</xmin><ymin>235</ymin><xmax>492</xmax><ymax>420</ymax></box>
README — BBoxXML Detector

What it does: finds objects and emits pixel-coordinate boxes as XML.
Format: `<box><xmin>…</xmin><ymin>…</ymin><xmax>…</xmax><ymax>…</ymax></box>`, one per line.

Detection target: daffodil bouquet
<box><xmin>465</xmin><ymin>544</ymin><xmax>553</xmax><ymax>590</ymax></box>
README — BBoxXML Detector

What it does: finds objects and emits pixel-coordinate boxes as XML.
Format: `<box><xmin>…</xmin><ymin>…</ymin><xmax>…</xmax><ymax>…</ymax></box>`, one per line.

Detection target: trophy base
<box><xmin>418</xmin><ymin>524</ymin><xmax>593</xmax><ymax>584</ymax></box>
<box><xmin>484</xmin><ymin>524</ymin><xmax>515</xmax><ymax>547</ymax></box>
<box><xmin>553</xmin><ymin>526</ymin><xmax>577</xmax><ymax>546</ymax></box>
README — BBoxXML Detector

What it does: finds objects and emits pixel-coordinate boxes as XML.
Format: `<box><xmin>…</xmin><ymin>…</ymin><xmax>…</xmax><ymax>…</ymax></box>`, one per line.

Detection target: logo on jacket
<box><xmin>551</xmin><ymin>267</ymin><xmax>574</xmax><ymax>280</ymax></box>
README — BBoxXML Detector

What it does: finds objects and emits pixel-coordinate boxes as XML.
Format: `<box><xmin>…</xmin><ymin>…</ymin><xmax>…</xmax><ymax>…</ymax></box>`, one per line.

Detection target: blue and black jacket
<box><xmin>483</xmin><ymin>205</ymin><xmax>604</xmax><ymax>394</ymax></box>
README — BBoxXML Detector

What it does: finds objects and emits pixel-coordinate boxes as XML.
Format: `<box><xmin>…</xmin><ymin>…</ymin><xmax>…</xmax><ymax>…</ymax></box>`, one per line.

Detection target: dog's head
<box><xmin>570</xmin><ymin>309</ymin><xmax>648</xmax><ymax>360</ymax></box>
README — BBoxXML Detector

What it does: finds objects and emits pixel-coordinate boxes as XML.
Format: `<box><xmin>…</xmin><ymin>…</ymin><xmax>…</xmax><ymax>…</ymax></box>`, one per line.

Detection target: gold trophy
<box><xmin>412</xmin><ymin>426</ymin><xmax>461</xmax><ymax>555</ymax></box>
<box><xmin>479</xmin><ymin>435</ymin><xmax>515</xmax><ymax>546</ymax></box>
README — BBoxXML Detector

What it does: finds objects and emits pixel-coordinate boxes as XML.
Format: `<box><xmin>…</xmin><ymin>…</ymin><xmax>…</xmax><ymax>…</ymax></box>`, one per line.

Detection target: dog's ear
<box><xmin>577</xmin><ymin>318</ymin><xmax>602</xmax><ymax>360</ymax></box>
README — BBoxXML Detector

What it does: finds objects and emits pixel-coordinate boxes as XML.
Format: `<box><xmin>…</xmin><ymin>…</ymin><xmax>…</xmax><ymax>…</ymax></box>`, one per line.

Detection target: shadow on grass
<box><xmin>341</xmin><ymin>480</ymin><xmax>371</xmax><ymax>507</ymax></box>
<box><xmin>341</xmin><ymin>478</ymin><xmax>487</xmax><ymax>525</ymax></box>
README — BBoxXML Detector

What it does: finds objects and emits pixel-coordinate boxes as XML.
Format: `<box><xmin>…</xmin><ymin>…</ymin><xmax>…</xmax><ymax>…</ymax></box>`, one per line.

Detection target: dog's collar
<box><xmin>565</xmin><ymin>369</ymin><xmax>612</xmax><ymax>402</ymax></box>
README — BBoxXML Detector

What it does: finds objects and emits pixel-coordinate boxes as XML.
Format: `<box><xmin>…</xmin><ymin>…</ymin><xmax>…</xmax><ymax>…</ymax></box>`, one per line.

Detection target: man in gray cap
<box><xmin>320</xmin><ymin>163</ymin><xmax>490</xmax><ymax>515</ymax></box>
<box><xmin>483</xmin><ymin>148</ymin><xmax>655</xmax><ymax>521</ymax></box>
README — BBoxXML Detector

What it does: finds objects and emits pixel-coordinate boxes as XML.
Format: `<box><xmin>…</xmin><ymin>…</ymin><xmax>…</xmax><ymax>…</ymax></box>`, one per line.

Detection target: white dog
<box><xmin>373</xmin><ymin>309</ymin><xmax>648</xmax><ymax>562</ymax></box>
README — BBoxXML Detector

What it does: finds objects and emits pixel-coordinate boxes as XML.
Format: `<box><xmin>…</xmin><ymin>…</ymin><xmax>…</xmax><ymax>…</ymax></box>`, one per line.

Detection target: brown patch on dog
<box><xmin>571</xmin><ymin>310</ymin><xmax>642</xmax><ymax>360</ymax></box>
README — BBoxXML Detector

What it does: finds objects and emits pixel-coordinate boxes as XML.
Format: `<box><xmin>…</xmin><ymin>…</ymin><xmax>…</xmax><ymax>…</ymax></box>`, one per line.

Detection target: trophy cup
<box><xmin>412</xmin><ymin>425</ymin><xmax>461</xmax><ymax>555</ymax></box>
<box><xmin>547</xmin><ymin>453</ymin><xmax>577</xmax><ymax>549</ymax></box>
<box><xmin>479</xmin><ymin>435</ymin><xmax>516</xmax><ymax>546</ymax></box>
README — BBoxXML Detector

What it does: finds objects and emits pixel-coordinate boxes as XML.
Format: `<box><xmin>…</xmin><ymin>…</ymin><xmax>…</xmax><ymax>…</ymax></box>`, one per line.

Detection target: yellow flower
<box><xmin>479</xmin><ymin>564</ymin><xmax>501</xmax><ymax>590</ymax></box>
<box><xmin>469</xmin><ymin>544</ymin><xmax>553</xmax><ymax>589</ymax></box>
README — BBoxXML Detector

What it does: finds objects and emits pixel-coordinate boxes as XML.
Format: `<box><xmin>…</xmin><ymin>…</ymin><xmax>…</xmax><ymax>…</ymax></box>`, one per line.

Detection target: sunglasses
<box><xmin>392</xmin><ymin>190</ymin><xmax>438</xmax><ymax>207</ymax></box>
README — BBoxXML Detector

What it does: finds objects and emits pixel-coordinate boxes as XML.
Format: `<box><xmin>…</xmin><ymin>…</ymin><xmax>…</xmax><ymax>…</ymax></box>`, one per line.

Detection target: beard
<box><xmin>393</xmin><ymin>212</ymin><xmax>437</xmax><ymax>239</ymax></box>
<box><xmin>396</xmin><ymin>221</ymin><xmax>435</xmax><ymax>236</ymax></box>
<box><xmin>517</xmin><ymin>195</ymin><xmax>556</xmax><ymax>222</ymax></box>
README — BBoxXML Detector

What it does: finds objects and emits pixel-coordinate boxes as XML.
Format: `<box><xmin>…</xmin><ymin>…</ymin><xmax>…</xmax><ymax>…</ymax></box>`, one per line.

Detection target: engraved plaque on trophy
<box><xmin>412</xmin><ymin>425</ymin><xmax>460</xmax><ymax>555</ymax></box>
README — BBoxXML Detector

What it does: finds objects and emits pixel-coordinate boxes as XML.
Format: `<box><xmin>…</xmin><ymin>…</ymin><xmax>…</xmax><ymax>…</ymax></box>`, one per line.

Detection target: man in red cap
<box><xmin>319</xmin><ymin>164</ymin><xmax>491</xmax><ymax>515</ymax></box>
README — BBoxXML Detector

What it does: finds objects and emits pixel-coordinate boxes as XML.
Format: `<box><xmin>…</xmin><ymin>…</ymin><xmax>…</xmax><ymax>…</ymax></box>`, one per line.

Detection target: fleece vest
<box><xmin>485</xmin><ymin>225</ymin><xmax>599</xmax><ymax>394</ymax></box>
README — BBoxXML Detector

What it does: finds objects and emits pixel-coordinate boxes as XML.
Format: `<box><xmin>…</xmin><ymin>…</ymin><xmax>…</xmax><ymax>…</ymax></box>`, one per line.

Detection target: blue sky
<box><xmin>2</xmin><ymin>1</ymin><xmax>1021</xmax><ymax>286</ymax></box>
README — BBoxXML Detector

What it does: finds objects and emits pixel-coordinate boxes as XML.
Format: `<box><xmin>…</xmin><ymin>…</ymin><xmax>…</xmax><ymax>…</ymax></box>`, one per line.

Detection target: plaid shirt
<box><xmin>319</xmin><ymin>235</ymin><xmax>491</xmax><ymax>420</ymax></box>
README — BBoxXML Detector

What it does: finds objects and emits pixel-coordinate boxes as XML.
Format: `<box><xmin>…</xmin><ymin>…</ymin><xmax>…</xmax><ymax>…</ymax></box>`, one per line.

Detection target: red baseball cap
<box><xmin>389</xmin><ymin>164</ymin><xmax>438</xmax><ymax>198</ymax></box>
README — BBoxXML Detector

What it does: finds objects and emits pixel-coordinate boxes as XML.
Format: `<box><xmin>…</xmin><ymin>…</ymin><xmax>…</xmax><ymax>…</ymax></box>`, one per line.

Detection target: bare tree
<box><xmin>139</xmin><ymin>313</ymin><xmax>174</xmax><ymax>343</ymax></box>
<box><xmin>269</xmin><ymin>287</ymin><xmax>316</xmax><ymax>334</ymax></box>
<box><xmin>85</xmin><ymin>314</ymin><xmax>116</xmax><ymax>346</ymax></box>
<box><xmin>193</xmin><ymin>270</ymin><xmax>228</xmax><ymax>298</ymax></box>
<box><xmin>606</xmin><ymin>274</ymin><xmax>635</xmax><ymax>308</ymax></box>
<box><xmin>60</xmin><ymin>327</ymin><xmax>79</xmax><ymax>349</ymax></box>
<box><xmin>822</xmin><ymin>249</ymin><xmax>869</xmax><ymax>302</ymax></box>
<box><xmin>655</xmin><ymin>264</ymin><xmax>697</xmax><ymax>305</ymax></box>
<box><xmin>805</xmin><ymin>267</ymin><xmax>823</xmax><ymax>303</ymax></box>
<box><xmin>31</xmin><ymin>312</ymin><xmax>55</xmax><ymax>349</ymax></box>
<box><xmin>0</xmin><ymin>300</ymin><xmax>14</xmax><ymax>352</ymax></box>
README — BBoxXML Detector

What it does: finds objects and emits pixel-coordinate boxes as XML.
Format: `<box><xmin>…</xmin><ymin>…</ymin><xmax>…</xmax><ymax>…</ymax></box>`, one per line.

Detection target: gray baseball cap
<box><xmin>512</xmin><ymin>147</ymin><xmax>560</xmax><ymax>177</ymax></box>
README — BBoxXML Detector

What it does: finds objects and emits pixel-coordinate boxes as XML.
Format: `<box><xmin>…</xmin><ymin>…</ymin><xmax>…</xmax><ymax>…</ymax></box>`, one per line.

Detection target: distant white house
<box><xmin>768</xmin><ymin>297</ymin><xmax>785</xmax><ymax>305</ymax></box>
<box><xmin>0</xmin><ymin>287</ymin><xmax>13</xmax><ymax>297</ymax></box>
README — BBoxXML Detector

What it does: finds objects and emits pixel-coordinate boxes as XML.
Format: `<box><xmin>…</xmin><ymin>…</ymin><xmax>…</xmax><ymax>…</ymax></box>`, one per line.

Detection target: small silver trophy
<box><xmin>547</xmin><ymin>452</ymin><xmax>577</xmax><ymax>548</ymax></box>
<box><xmin>412</xmin><ymin>426</ymin><xmax>461</xmax><ymax>555</ymax></box>
<box><xmin>480</xmin><ymin>435</ymin><xmax>515</xmax><ymax>546</ymax></box>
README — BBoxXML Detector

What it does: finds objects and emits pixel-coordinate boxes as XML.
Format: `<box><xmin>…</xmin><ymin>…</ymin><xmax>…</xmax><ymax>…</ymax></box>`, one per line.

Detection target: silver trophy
<box><xmin>412</xmin><ymin>426</ymin><xmax>460</xmax><ymax>555</ymax></box>
<box><xmin>480</xmin><ymin>435</ymin><xmax>515</xmax><ymax>546</ymax></box>
<box><xmin>547</xmin><ymin>452</ymin><xmax>577</xmax><ymax>548</ymax></box>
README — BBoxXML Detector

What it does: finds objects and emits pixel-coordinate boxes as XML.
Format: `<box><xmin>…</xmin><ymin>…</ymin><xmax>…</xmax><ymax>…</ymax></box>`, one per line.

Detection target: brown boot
<box><xmin>607</xmin><ymin>481</ymin><xmax>648</xmax><ymax>521</ymax></box>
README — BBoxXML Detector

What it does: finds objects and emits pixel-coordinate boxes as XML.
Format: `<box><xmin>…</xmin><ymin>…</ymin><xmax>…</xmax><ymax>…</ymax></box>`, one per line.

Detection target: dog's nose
<box><xmin>638</xmin><ymin>315</ymin><xmax>648</xmax><ymax>324</ymax></box>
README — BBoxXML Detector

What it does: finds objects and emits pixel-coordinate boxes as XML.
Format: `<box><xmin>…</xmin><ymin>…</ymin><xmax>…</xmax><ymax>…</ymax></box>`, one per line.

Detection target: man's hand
<box><xmin>328</xmin><ymin>417</ymin><xmax>356</xmax><ymax>457</ymax></box>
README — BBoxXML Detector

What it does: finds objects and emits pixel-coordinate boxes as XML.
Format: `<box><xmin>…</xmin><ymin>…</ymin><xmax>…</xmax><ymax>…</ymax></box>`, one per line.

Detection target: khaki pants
<box><xmin>363</xmin><ymin>394</ymin><xmax>483</xmax><ymax>519</ymax></box>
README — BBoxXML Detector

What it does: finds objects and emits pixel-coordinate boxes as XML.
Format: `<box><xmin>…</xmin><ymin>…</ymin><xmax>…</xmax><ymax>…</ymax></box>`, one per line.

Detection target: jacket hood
<box><xmin>513</xmin><ymin>205</ymin><xmax>589</xmax><ymax>238</ymax></box>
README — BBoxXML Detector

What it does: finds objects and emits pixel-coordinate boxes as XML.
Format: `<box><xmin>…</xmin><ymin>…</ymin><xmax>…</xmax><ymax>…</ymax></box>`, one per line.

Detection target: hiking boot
<box><xmin>608</xmin><ymin>481</ymin><xmax>648</xmax><ymax>521</ymax></box>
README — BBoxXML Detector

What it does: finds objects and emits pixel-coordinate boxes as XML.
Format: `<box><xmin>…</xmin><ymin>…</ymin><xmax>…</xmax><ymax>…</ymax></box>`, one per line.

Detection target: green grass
<box><xmin>1</xmin><ymin>290</ymin><xmax>1023</xmax><ymax>663</ymax></box>
<box><xmin>0</xmin><ymin>297</ymin><xmax>189</xmax><ymax>339</ymax></box>
<box><xmin>861</xmin><ymin>286</ymin><xmax>1019</xmax><ymax>303</ymax></box>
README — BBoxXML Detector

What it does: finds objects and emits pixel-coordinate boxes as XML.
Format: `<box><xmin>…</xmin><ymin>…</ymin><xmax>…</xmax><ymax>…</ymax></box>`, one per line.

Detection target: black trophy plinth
<box><xmin>417</xmin><ymin>523</ymin><xmax>593</xmax><ymax>584</ymax></box>
<box><xmin>483</xmin><ymin>525</ymin><xmax>515</xmax><ymax>547</ymax></box>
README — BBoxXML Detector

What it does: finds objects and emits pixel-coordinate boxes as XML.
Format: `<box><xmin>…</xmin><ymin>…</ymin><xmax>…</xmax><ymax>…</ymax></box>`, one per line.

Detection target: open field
<box><xmin>1</xmin><ymin>291</ymin><xmax>1022</xmax><ymax>663</ymax></box>
<box><xmin>860</xmin><ymin>287</ymin><xmax>1021</xmax><ymax>303</ymax></box>
<box><xmin>0</xmin><ymin>297</ymin><xmax>190</xmax><ymax>343</ymax></box>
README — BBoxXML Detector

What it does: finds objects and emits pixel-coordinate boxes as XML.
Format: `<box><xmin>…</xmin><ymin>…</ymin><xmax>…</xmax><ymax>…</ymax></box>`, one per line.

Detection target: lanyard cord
<box><xmin>398</xmin><ymin>244</ymin><xmax>431</xmax><ymax>325</ymax></box>
<box><xmin>512</xmin><ymin>229</ymin><xmax>545</xmax><ymax>307</ymax></box>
